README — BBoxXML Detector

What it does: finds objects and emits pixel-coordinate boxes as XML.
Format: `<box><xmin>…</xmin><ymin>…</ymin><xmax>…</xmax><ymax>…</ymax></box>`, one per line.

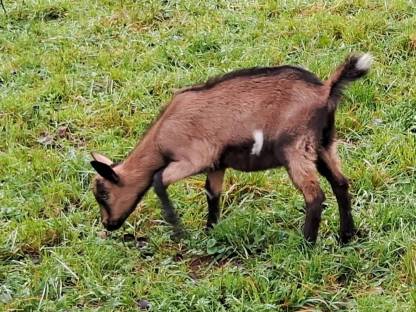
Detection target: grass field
<box><xmin>1</xmin><ymin>0</ymin><xmax>415</xmax><ymax>311</ymax></box>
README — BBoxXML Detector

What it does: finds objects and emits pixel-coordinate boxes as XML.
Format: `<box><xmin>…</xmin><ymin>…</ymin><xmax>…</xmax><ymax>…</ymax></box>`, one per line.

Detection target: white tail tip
<box><xmin>356</xmin><ymin>53</ymin><xmax>373</xmax><ymax>71</ymax></box>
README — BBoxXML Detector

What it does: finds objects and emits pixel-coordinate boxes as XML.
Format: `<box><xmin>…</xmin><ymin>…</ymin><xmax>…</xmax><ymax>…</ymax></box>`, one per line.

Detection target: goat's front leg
<box><xmin>153</xmin><ymin>161</ymin><xmax>203</xmax><ymax>239</ymax></box>
<box><xmin>153</xmin><ymin>170</ymin><xmax>184</xmax><ymax>238</ymax></box>
<box><xmin>205</xmin><ymin>169</ymin><xmax>225</xmax><ymax>230</ymax></box>
<box><xmin>287</xmin><ymin>159</ymin><xmax>325</xmax><ymax>244</ymax></box>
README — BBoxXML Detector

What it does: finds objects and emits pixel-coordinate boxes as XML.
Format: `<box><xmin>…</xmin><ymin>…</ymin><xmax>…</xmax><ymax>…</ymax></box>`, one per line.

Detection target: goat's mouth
<box><xmin>102</xmin><ymin>219</ymin><xmax>125</xmax><ymax>231</ymax></box>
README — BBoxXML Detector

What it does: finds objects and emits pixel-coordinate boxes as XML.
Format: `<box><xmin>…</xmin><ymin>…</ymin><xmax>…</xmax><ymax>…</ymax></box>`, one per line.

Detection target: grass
<box><xmin>0</xmin><ymin>0</ymin><xmax>415</xmax><ymax>310</ymax></box>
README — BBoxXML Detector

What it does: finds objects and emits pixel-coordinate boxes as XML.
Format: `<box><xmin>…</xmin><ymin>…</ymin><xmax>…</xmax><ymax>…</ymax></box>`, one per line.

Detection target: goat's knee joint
<box><xmin>317</xmin><ymin>190</ymin><xmax>325</xmax><ymax>203</ymax></box>
<box><xmin>337</xmin><ymin>177</ymin><xmax>349</xmax><ymax>188</ymax></box>
<box><xmin>306</xmin><ymin>188</ymin><xmax>325</xmax><ymax>206</ymax></box>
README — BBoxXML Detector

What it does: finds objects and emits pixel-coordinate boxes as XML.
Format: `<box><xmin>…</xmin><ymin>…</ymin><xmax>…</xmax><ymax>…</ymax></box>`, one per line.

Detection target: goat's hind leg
<box><xmin>205</xmin><ymin>170</ymin><xmax>225</xmax><ymax>230</ymax></box>
<box><xmin>286</xmin><ymin>157</ymin><xmax>325</xmax><ymax>243</ymax></box>
<box><xmin>317</xmin><ymin>146</ymin><xmax>355</xmax><ymax>243</ymax></box>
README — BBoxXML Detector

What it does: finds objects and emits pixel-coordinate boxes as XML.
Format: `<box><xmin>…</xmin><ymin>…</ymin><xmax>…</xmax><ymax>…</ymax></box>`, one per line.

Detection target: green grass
<box><xmin>1</xmin><ymin>0</ymin><xmax>415</xmax><ymax>310</ymax></box>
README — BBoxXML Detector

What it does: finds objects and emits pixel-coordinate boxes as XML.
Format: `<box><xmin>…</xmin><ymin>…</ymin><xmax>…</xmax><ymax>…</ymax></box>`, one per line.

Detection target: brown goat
<box><xmin>90</xmin><ymin>53</ymin><xmax>372</xmax><ymax>243</ymax></box>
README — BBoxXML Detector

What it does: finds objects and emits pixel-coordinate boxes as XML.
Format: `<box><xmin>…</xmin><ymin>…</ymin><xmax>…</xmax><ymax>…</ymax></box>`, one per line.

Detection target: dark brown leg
<box><xmin>153</xmin><ymin>170</ymin><xmax>184</xmax><ymax>238</ymax></box>
<box><xmin>287</xmin><ymin>158</ymin><xmax>325</xmax><ymax>243</ymax></box>
<box><xmin>153</xmin><ymin>160</ymin><xmax>205</xmax><ymax>239</ymax></box>
<box><xmin>205</xmin><ymin>170</ymin><xmax>225</xmax><ymax>229</ymax></box>
<box><xmin>317</xmin><ymin>145</ymin><xmax>355</xmax><ymax>243</ymax></box>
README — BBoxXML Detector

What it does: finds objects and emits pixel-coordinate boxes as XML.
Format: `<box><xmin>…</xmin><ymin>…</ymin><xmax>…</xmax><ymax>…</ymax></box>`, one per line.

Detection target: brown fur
<box><xmin>91</xmin><ymin>53</ymin><xmax>371</xmax><ymax>242</ymax></box>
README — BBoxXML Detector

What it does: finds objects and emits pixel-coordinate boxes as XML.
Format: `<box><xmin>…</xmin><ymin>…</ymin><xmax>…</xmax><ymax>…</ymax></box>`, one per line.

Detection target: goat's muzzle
<box><xmin>102</xmin><ymin>219</ymin><xmax>124</xmax><ymax>231</ymax></box>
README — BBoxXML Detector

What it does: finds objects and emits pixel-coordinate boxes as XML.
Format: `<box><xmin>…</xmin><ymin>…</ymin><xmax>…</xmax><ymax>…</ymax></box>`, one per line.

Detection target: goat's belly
<box><xmin>219</xmin><ymin>144</ymin><xmax>283</xmax><ymax>172</ymax></box>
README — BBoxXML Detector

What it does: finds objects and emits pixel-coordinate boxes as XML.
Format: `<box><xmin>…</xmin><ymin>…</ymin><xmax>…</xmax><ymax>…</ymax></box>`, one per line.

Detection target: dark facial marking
<box><xmin>95</xmin><ymin>180</ymin><xmax>111</xmax><ymax>214</ymax></box>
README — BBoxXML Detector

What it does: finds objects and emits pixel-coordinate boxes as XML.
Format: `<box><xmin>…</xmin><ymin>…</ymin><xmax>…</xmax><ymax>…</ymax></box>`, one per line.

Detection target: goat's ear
<box><xmin>90</xmin><ymin>161</ymin><xmax>120</xmax><ymax>184</ymax></box>
<box><xmin>91</xmin><ymin>152</ymin><xmax>113</xmax><ymax>166</ymax></box>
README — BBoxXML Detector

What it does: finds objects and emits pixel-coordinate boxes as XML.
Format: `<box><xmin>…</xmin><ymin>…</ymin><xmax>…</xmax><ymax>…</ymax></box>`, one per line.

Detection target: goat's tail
<box><xmin>326</xmin><ymin>53</ymin><xmax>373</xmax><ymax>110</ymax></box>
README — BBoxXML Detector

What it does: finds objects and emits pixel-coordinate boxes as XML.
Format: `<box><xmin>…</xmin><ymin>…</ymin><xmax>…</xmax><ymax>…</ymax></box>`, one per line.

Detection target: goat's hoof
<box><xmin>340</xmin><ymin>227</ymin><xmax>368</xmax><ymax>244</ymax></box>
<box><xmin>303</xmin><ymin>233</ymin><xmax>318</xmax><ymax>246</ymax></box>
<box><xmin>339</xmin><ymin>230</ymin><xmax>356</xmax><ymax>245</ymax></box>
<box><xmin>304</xmin><ymin>238</ymin><xmax>317</xmax><ymax>247</ymax></box>
<box><xmin>204</xmin><ymin>223</ymin><xmax>215</xmax><ymax>233</ymax></box>
<box><xmin>171</xmin><ymin>228</ymin><xmax>187</xmax><ymax>241</ymax></box>
<box><xmin>303</xmin><ymin>229</ymin><xmax>318</xmax><ymax>245</ymax></box>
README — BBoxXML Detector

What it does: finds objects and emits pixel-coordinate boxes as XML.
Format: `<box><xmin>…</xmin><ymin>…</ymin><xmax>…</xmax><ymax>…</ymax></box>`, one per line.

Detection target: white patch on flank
<box><xmin>251</xmin><ymin>130</ymin><xmax>264</xmax><ymax>156</ymax></box>
<box><xmin>205</xmin><ymin>189</ymin><xmax>214</xmax><ymax>200</ymax></box>
<box><xmin>355</xmin><ymin>53</ymin><xmax>373</xmax><ymax>71</ymax></box>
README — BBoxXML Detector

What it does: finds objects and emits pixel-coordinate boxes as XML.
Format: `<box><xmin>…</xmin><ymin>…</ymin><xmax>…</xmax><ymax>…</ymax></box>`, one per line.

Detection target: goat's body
<box><xmin>151</xmin><ymin>67</ymin><xmax>329</xmax><ymax>175</ymax></box>
<box><xmin>91</xmin><ymin>54</ymin><xmax>372</xmax><ymax>243</ymax></box>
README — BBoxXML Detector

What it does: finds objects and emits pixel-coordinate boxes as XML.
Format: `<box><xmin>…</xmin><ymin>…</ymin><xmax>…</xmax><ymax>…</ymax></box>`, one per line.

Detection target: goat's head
<box><xmin>90</xmin><ymin>152</ymin><xmax>141</xmax><ymax>231</ymax></box>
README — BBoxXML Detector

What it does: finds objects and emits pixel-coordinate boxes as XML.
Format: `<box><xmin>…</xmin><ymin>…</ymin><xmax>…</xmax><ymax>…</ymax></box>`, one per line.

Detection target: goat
<box><xmin>90</xmin><ymin>53</ymin><xmax>372</xmax><ymax>243</ymax></box>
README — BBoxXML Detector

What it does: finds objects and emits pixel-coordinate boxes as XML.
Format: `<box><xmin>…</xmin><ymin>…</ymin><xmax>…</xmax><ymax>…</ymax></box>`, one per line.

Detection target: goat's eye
<box><xmin>94</xmin><ymin>190</ymin><xmax>109</xmax><ymax>204</ymax></box>
<box><xmin>95</xmin><ymin>181</ymin><xmax>110</xmax><ymax>202</ymax></box>
<box><xmin>99</xmin><ymin>192</ymin><xmax>109</xmax><ymax>201</ymax></box>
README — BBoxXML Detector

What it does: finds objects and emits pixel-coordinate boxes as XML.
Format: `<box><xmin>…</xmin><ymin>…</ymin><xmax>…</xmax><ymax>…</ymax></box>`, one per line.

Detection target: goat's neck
<box><xmin>117</xmin><ymin>134</ymin><xmax>164</xmax><ymax>190</ymax></box>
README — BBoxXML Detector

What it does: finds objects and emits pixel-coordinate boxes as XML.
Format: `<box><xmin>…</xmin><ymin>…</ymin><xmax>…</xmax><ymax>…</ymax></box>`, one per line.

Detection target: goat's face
<box><xmin>90</xmin><ymin>153</ymin><xmax>139</xmax><ymax>231</ymax></box>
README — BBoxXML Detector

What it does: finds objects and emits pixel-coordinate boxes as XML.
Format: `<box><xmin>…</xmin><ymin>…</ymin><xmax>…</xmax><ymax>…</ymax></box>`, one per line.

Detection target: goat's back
<box><xmin>156</xmin><ymin>67</ymin><xmax>330</xmax><ymax>150</ymax></box>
